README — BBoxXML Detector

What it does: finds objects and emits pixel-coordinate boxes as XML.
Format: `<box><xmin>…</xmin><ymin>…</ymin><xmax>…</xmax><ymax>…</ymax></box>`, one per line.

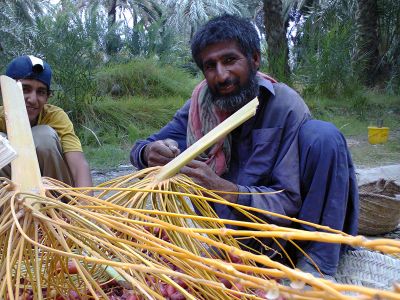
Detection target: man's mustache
<box><xmin>216</xmin><ymin>78</ymin><xmax>239</xmax><ymax>90</ymax></box>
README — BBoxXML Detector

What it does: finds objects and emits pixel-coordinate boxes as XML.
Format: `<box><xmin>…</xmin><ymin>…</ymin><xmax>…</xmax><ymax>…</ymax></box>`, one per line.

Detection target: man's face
<box><xmin>18</xmin><ymin>79</ymin><xmax>49</xmax><ymax>126</ymax></box>
<box><xmin>199</xmin><ymin>40</ymin><xmax>260</xmax><ymax>112</ymax></box>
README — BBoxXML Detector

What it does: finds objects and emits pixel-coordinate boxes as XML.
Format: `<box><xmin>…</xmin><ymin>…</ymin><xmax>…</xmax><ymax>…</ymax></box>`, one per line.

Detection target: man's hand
<box><xmin>144</xmin><ymin>140</ymin><xmax>238</xmax><ymax>202</ymax></box>
<box><xmin>143</xmin><ymin>139</ymin><xmax>180</xmax><ymax>167</ymax></box>
<box><xmin>181</xmin><ymin>160</ymin><xmax>238</xmax><ymax>203</ymax></box>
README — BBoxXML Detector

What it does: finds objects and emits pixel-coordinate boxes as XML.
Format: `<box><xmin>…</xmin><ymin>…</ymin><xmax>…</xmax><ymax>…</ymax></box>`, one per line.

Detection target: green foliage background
<box><xmin>0</xmin><ymin>0</ymin><xmax>399</xmax><ymax>168</ymax></box>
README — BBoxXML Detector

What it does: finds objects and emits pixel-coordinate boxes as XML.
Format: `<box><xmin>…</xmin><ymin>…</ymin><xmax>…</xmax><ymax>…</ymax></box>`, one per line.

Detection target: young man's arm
<box><xmin>64</xmin><ymin>151</ymin><xmax>93</xmax><ymax>188</ymax></box>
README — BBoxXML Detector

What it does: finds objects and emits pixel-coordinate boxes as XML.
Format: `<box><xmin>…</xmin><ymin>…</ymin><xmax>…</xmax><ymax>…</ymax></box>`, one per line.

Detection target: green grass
<box><xmin>95</xmin><ymin>58</ymin><xmax>197</xmax><ymax>99</ymax></box>
<box><xmin>81</xmin><ymin>96</ymin><xmax>187</xmax><ymax>169</ymax></box>
<box><xmin>78</xmin><ymin>59</ymin><xmax>197</xmax><ymax>170</ymax></box>
<box><xmin>84</xmin><ymin>144</ymin><xmax>131</xmax><ymax>170</ymax></box>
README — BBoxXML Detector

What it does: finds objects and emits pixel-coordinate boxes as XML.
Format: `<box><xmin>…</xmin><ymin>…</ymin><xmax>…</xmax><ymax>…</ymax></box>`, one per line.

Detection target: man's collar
<box><xmin>257</xmin><ymin>75</ymin><xmax>275</xmax><ymax>96</ymax></box>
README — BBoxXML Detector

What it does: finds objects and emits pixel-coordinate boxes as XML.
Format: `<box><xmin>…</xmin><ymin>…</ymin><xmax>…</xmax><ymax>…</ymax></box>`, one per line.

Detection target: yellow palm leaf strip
<box><xmin>0</xmin><ymin>208</ymin><xmax>18</xmax><ymax>237</ymax></box>
<box><xmin>77</xmin><ymin>181</ymin><xmax>346</xmax><ymax>236</ymax></box>
<box><xmin>0</xmin><ymin>228</ymin><xmax>15</xmax><ymax>295</ymax></box>
<box><xmin>44</xmin><ymin>216</ymin><xmax>107</xmax><ymax>299</ymax></box>
<box><xmin>95</xmin><ymin>166</ymin><xmax>157</xmax><ymax>189</ymax></box>
<box><xmin>231</xmin><ymin>263</ymin><xmax>284</xmax><ymax>279</ymax></box>
<box><xmin>6</xmin><ymin>223</ymin><xmax>19</xmax><ymax>300</ymax></box>
<box><xmin>152</xmin><ymin>185</ymin><xmax>202</xmax><ymax>253</ymax></box>
<box><xmin>99</xmin><ymin>178</ymin><xmax>153</xmax><ymax>208</ymax></box>
<box><xmin>7</xmin><ymin>196</ymin><xmax>35</xmax><ymax>298</ymax></box>
<box><xmin>334</xmin><ymin>283</ymin><xmax>400</xmax><ymax>299</ymax></box>
<box><xmin>35</xmin><ymin>183</ymin><xmax>396</xmax><ymax>298</ymax></box>
<box><xmin>24</xmin><ymin>211</ymin><xmax>168</xmax><ymax>299</ymax></box>
<box><xmin>64</xmin><ymin>182</ymin><xmax>400</xmax><ymax>254</ymax></box>
<box><xmin>7</xmin><ymin>205</ymin><xmax>312</xmax><ymax>296</ymax></box>
<box><xmin>50</xmin><ymin>204</ymin><xmax>256</xmax><ymax>292</ymax></box>
<box><xmin>287</xmin><ymin>239</ymin><xmax>322</xmax><ymax>274</ymax></box>
<box><xmin>0</xmin><ymin>180</ymin><xmax>14</xmax><ymax>206</ymax></box>
<box><xmin>180</xmin><ymin>256</ymin><xmax>266</xmax><ymax>290</ymax></box>
<box><xmin>156</xmin><ymin>256</ymin><xmax>239</xmax><ymax>299</ymax></box>
<box><xmin>56</xmin><ymin>226</ymin><xmax>163</xmax><ymax>298</ymax></box>
<box><xmin>175</xmin><ymin>177</ymin><xmax>291</xmax><ymax>260</ymax></box>
<box><xmin>185</xmin><ymin>225</ymin><xmax>400</xmax><ymax>253</ymax></box>
<box><xmin>5</xmin><ymin>232</ymin><xmax>24</xmax><ymax>298</ymax></box>
<box><xmin>33</xmin><ymin>220</ymin><xmax>44</xmax><ymax>298</ymax></box>
<box><xmin>12</xmin><ymin>222</ymin><xmax>211</xmax><ymax>291</ymax></box>
<box><xmin>131</xmin><ymin>205</ymin><xmax>395</xmax><ymax>255</ymax></box>
<box><xmin>171</xmin><ymin>177</ymin><xmax>347</xmax><ymax>239</ymax></box>
<box><xmin>154</xmin><ymin>97</ymin><xmax>259</xmax><ymax>182</ymax></box>
<box><xmin>181</xmin><ymin>181</ymin><xmax>348</xmax><ymax>236</ymax></box>
<box><xmin>77</xmin><ymin>190</ymin><xmax>234</xmax><ymax>258</ymax></box>
<box><xmin>40</xmin><ymin>201</ymin><xmax>197</xmax><ymax>299</ymax></box>
<box><xmin>102</xmin><ymin>207</ymin><xmax>345</xmax><ymax>298</ymax></box>
<box><xmin>57</xmin><ymin>183</ymin><xmax>400</xmax><ymax>254</ymax></box>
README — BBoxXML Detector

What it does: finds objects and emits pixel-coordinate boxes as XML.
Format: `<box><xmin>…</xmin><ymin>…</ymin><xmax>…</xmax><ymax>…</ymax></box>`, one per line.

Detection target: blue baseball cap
<box><xmin>5</xmin><ymin>55</ymin><xmax>52</xmax><ymax>89</ymax></box>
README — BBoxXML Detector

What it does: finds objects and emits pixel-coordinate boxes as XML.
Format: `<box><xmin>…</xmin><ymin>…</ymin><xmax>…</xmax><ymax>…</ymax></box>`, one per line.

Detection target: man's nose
<box><xmin>215</xmin><ymin>63</ymin><xmax>229</xmax><ymax>82</ymax></box>
<box><xmin>24</xmin><ymin>91</ymin><xmax>38</xmax><ymax>105</ymax></box>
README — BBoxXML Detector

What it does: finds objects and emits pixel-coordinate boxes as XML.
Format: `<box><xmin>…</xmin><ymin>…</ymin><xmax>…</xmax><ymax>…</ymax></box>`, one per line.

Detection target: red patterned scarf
<box><xmin>186</xmin><ymin>72</ymin><xmax>277</xmax><ymax>175</ymax></box>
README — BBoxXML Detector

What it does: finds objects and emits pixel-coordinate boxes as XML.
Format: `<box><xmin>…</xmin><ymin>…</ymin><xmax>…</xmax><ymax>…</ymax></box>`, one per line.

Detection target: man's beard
<box><xmin>210</xmin><ymin>68</ymin><xmax>259</xmax><ymax>113</ymax></box>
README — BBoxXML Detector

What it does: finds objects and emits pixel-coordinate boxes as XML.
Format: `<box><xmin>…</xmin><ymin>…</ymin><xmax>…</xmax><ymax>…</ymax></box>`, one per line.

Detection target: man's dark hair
<box><xmin>191</xmin><ymin>14</ymin><xmax>261</xmax><ymax>70</ymax></box>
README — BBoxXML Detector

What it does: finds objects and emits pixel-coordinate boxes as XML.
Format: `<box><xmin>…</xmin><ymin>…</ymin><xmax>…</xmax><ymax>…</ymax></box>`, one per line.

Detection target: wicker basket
<box><xmin>358</xmin><ymin>179</ymin><xmax>400</xmax><ymax>236</ymax></box>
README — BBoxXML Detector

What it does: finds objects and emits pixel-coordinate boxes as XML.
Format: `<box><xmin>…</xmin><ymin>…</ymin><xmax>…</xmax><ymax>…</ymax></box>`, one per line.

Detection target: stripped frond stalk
<box><xmin>0</xmin><ymin>76</ymin><xmax>44</xmax><ymax>197</ymax></box>
<box><xmin>154</xmin><ymin>97</ymin><xmax>259</xmax><ymax>182</ymax></box>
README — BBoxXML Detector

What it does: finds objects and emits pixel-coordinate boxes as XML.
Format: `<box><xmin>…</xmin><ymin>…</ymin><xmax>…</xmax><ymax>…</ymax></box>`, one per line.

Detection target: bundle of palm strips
<box><xmin>0</xmin><ymin>75</ymin><xmax>399</xmax><ymax>300</ymax></box>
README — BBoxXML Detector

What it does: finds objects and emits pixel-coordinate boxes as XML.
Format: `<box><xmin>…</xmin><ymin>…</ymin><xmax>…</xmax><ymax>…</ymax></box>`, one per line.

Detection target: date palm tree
<box><xmin>0</xmin><ymin>0</ymin><xmax>49</xmax><ymax>65</ymax></box>
<box><xmin>262</xmin><ymin>0</ymin><xmax>311</xmax><ymax>79</ymax></box>
<box><xmin>161</xmin><ymin>0</ymin><xmax>245</xmax><ymax>37</ymax></box>
<box><xmin>263</xmin><ymin>0</ymin><xmax>289</xmax><ymax>79</ymax></box>
<box><xmin>356</xmin><ymin>0</ymin><xmax>399</xmax><ymax>88</ymax></box>
<box><xmin>355</xmin><ymin>0</ymin><xmax>380</xmax><ymax>87</ymax></box>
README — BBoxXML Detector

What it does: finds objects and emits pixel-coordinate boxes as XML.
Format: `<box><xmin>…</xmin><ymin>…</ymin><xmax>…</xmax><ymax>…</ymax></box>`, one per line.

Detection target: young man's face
<box><xmin>199</xmin><ymin>40</ymin><xmax>260</xmax><ymax>112</ymax></box>
<box><xmin>18</xmin><ymin>79</ymin><xmax>49</xmax><ymax>126</ymax></box>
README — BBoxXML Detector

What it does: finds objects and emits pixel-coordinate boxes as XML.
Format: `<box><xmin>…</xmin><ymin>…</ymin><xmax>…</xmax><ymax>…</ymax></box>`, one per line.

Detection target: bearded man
<box><xmin>130</xmin><ymin>14</ymin><xmax>358</xmax><ymax>280</ymax></box>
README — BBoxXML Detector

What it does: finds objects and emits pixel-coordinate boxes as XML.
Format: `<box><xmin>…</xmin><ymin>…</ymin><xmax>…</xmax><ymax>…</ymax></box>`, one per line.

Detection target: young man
<box><xmin>130</xmin><ymin>15</ymin><xmax>358</xmax><ymax>279</ymax></box>
<box><xmin>0</xmin><ymin>55</ymin><xmax>92</xmax><ymax>188</ymax></box>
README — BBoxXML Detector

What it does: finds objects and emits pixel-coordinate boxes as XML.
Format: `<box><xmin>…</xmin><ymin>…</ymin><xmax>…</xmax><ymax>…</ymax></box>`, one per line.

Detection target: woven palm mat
<box><xmin>335</xmin><ymin>249</ymin><xmax>400</xmax><ymax>290</ymax></box>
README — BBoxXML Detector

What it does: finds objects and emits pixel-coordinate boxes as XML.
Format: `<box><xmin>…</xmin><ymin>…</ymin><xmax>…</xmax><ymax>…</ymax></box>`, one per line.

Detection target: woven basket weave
<box><xmin>335</xmin><ymin>250</ymin><xmax>400</xmax><ymax>290</ymax></box>
<box><xmin>358</xmin><ymin>179</ymin><xmax>400</xmax><ymax>236</ymax></box>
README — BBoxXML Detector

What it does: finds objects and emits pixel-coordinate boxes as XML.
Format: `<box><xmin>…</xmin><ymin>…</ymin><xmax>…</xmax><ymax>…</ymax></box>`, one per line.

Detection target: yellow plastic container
<box><xmin>368</xmin><ymin>126</ymin><xmax>389</xmax><ymax>144</ymax></box>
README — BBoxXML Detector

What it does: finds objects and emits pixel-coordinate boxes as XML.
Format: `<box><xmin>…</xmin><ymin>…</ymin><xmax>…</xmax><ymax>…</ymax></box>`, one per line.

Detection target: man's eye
<box><xmin>224</xmin><ymin>57</ymin><xmax>236</xmax><ymax>64</ymax></box>
<box><xmin>22</xmin><ymin>87</ymin><xmax>32</xmax><ymax>94</ymax></box>
<box><xmin>37</xmin><ymin>90</ymin><xmax>48</xmax><ymax>96</ymax></box>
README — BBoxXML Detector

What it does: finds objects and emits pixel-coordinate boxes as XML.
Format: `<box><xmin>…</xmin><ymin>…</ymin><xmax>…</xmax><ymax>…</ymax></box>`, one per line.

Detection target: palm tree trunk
<box><xmin>263</xmin><ymin>0</ymin><xmax>290</xmax><ymax>80</ymax></box>
<box><xmin>355</xmin><ymin>0</ymin><xmax>380</xmax><ymax>87</ymax></box>
<box><xmin>106</xmin><ymin>0</ymin><xmax>120</xmax><ymax>55</ymax></box>
<box><xmin>108</xmin><ymin>0</ymin><xmax>117</xmax><ymax>25</ymax></box>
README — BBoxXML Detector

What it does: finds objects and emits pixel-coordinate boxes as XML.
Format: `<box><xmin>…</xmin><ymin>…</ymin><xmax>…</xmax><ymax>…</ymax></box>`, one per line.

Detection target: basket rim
<box><xmin>359</xmin><ymin>192</ymin><xmax>400</xmax><ymax>202</ymax></box>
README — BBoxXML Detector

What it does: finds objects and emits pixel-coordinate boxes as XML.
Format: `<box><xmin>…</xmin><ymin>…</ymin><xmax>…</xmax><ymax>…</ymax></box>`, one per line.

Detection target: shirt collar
<box><xmin>257</xmin><ymin>74</ymin><xmax>275</xmax><ymax>96</ymax></box>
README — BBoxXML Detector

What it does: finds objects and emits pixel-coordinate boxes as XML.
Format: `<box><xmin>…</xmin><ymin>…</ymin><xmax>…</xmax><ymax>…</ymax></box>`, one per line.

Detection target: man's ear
<box><xmin>252</xmin><ymin>52</ymin><xmax>261</xmax><ymax>70</ymax></box>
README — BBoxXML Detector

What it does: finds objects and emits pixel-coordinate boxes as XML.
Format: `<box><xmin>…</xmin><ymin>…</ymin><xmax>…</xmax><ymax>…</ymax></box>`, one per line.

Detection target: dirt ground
<box><xmin>91</xmin><ymin>134</ymin><xmax>400</xmax><ymax>186</ymax></box>
<box><xmin>346</xmin><ymin>127</ymin><xmax>400</xmax><ymax>169</ymax></box>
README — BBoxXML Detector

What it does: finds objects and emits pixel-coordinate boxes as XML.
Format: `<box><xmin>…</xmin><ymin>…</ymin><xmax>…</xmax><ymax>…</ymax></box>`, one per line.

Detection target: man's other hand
<box><xmin>181</xmin><ymin>160</ymin><xmax>238</xmax><ymax>203</ymax></box>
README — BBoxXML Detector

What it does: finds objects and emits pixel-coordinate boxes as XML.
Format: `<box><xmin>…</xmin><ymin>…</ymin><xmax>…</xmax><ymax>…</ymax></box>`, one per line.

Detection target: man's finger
<box><xmin>163</xmin><ymin>139</ymin><xmax>180</xmax><ymax>157</ymax></box>
<box><xmin>186</xmin><ymin>160</ymin><xmax>204</xmax><ymax>168</ymax></box>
